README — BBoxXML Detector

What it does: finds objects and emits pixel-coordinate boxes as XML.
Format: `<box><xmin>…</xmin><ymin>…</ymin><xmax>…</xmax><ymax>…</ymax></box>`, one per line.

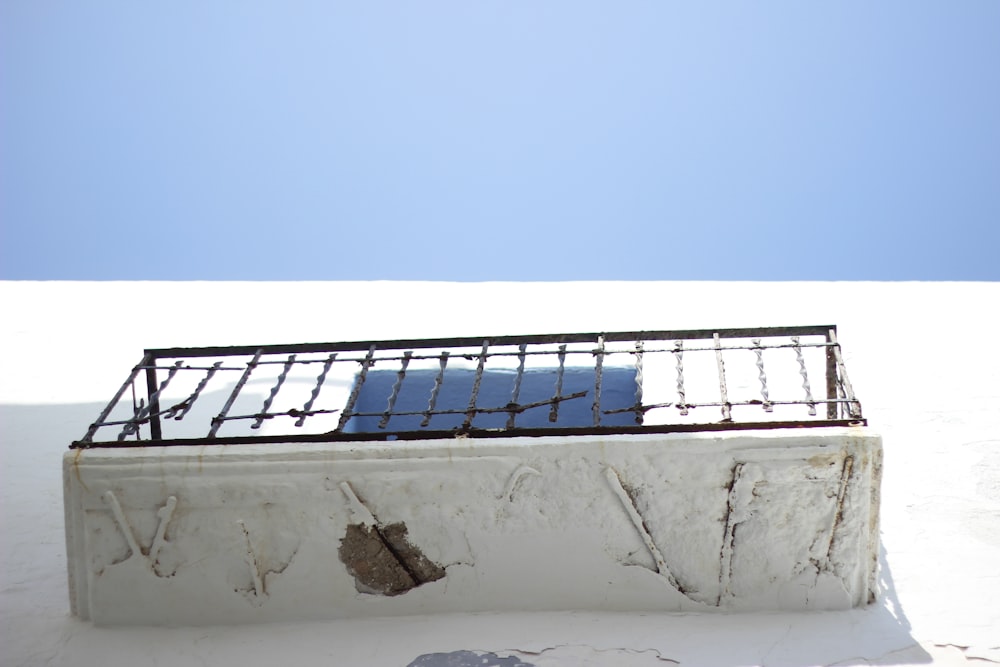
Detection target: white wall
<box><xmin>3</xmin><ymin>281</ymin><xmax>998</xmax><ymax>665</ymax></box>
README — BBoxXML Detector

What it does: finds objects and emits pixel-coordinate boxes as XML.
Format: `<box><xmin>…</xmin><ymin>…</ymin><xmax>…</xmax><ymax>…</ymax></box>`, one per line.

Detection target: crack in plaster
<box><xmin>826</xmin><ymin>642</ymin><xmax>1000</xmax><ymax>666</ymax></box>
<box><xmin>759</xmin><ymin>622</ymin><xmax>792</xmax><ymax>665</ymax></box>
<box><xmin>511</xmin><ymin>643</ymin><xmax>679</xmax><ymax>663</ymax></box>
<box><xmin>718</xmin><ymin>462</ymin><xmax>745</xmax><ymax>605</ymax></box>
<box><xmin>825</xmin><ymin>455</ymin><xmax>855</xmax><ymax>562</ymax></box>
<box><xmin>933</xmin><ymin>643</ymin><xmax>1000</xmax><ymax>664</ymax></box>
<box><xmin>409</xmin><ymin>645</ymin><xmax>678</xmax><ymax>666</ymax></box>
<box><xmin>235</xmin><ymin>519</ymin><xmax>299</xmax><ymax>605</ymax></box>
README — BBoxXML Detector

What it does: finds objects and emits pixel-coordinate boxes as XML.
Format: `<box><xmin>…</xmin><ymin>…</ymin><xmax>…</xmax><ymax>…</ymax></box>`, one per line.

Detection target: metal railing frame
<box><xmin>72</xmin><ymin>325</ymin><xmax>865</xmax><ymax>449</ymax></box>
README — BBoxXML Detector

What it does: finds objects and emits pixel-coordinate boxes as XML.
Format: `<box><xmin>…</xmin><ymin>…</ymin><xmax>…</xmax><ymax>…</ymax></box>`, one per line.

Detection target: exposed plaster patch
<box><xmin>338</xmin><ymin>480</ymin><xmax>446</xmax><ymax>596</ymax></box>
<box><xmin>407</xmin><ymin>650</ymin><xmax>534</xmax><ymax>666</ymax></box>
<box><xmin>339</xmin><ymin>522</ymin><xmax>446</xmax><ymax>596</ymax></box>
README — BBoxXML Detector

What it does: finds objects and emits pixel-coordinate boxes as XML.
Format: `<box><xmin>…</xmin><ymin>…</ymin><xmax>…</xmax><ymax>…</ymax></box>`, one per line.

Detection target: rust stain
<box><xmin>72</xmin><ymin>448</ymin><xmax>90</xmax><ymax>492</ymax></box>
<box><xmin>807</xmin><ymin>453</ymin><xmax>838</xmax><ymax>467</ymax></box>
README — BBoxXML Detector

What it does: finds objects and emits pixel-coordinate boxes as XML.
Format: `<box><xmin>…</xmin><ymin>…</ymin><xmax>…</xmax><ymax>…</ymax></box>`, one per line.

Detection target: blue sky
<box><xmin>2</xmin><ymin>2</ymin><xmax>998</xmax><ymax>281</ymax></box>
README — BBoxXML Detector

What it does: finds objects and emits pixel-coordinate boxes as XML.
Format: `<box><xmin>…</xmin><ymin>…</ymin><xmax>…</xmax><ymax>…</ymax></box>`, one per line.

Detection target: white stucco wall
<box><xmin>64</xmin><ymin>428</ymin><xmax>880</xmax><ymax>625</ymax></box>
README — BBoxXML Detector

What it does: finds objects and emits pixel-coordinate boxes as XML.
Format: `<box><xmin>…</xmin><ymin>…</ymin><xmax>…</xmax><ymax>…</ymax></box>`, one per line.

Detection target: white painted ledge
<box><xmin>63</xmin><ymin>428</ymin><xmax>881</xmax><ymax>626</ymax></box>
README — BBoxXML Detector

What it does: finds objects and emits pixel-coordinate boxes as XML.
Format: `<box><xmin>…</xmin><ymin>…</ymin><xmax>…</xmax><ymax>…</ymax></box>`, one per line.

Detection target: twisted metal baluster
<box><xmin>119</xmin><ymin>361</ymin><xmax>183</xmax><ymax>440</ymax></box>
<box><xmin>421</xmin><ymin>351</ymin><xmax>450</xmax><ymax>427</ymax></box>
<box><xmin>506</xmin><ymin>344</ymin><xmax>528</xmax><ymax>430</ymax></box>
<box><xmin>792</xmin><ymin>336</ymin><xmax>817</xmax><ymax>416</ymax></box>
<box><xmin>209</xmin><ymin>349</ymin><xmax>264</xmax><ymax>438</ymax></box>
<box><xmin>548</xmin><ymin>344</ymin><xmax>567</xmax><ymax>423</ymax></box>
<box><xmin>673</xmin><ymin>341</ymin><xmax>688</xmax><ymax>416</ymax></box>
<box><xmin>462</xmin><ymin>340</ymin><xmax>490</xmax><ymax>430</ymax></box>
<box><xmin>81</xmin><ymin>353</ymin><xmax>152</xmax><ymax>444</ymax></box>
<box><xmin>336</xmin><ymin>346</ymin><xmax>377</xmax><ymax>432</ymax></box>
<box><xmin>379</xmin><ymin>351</ymin><xmax>412</xmax><ymax>429</ymax></box>
<box><xmin>633</xmin><ymin>341</ymin><xmax>644</xmax><ymax>425</ymax></box>
<box><xmin>252</xmin><ymin>355</ymin><xmax>296</xmax><ymax>429</ymax></box>
<box><xmin>593</xmin><ymin>335</ymin><xmax>605</xmax><ymax>426</ymax></box>
<box><xmin>713</xmin><ymin>333</ymin><xmax>731</xmax><ymax>421</ymax></box>
<box><xmin>295</xmin><ymin>353</ymin><xmax>336</xmax><ymax>427</ymax></box>
<box><xmin>751</xmin><ymin>339</ymin><xmax>772</xmax><ymax>413</ymax></box>
<box><xmin>171</xmin><ymin>361</ymin><xmax>222</xmax><ymax>421</ymax></box>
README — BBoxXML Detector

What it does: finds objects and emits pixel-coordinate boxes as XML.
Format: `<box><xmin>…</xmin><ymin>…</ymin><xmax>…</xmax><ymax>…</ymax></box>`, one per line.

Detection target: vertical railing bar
<box><xmin>462</xmin><ymin>340</ymin><xmax>490</xmax><ymax>430</ymax></box>
<box><xmin>714</xmin><ymin>333</ymin><xmax>731</xmax><ymax>421</ymax></box>
<box><xmin>379</xmin><ymin>351</ymin><xmax>413</xmax><ymax>429</ymax></box>
<box><xmin>144</xmin><ymin>357</ymin><xmax>162</xmax><ymax>441</ymax></box>
<box><xmin>673</xmin><ymin>341</ymin><xmax>688</xmax><ymax>416</ymax></box>
<box><xmin>838</xmin><ymin>372</ymin><xmax>846</xmax><ymax>418</ymax></box>
<box><xmin>792</xmin><ymin>336</ymin><xmax>817</xmax><ymax>416</ymax></box>
<box><xmin>752</xmin><ymin>338</ymin><xmax>773</xmax><ymax>413</ymax></box>
<box><xmin>828</xmin><ymin>329</ymin><xmax>861</xmax><ymax>419</ymax></box>
<box><xmin>506</xmin><ymin>344</ymin><xmax>528</xmax><ymax>430</ymax></box>
<box><xmin>421</xmin><ymin>351</ymin><xmax>450</xmax><ymax>427</ymax></box>
<box><xmin>295</xmin><ymin>353</ymin><xmax>336</xmax><ymax>427</ymax></box>
<box><xmin>120</xmin><ymin>360</ymin><xmax>182</xmax><ymax>441</ymax></box>
<box><xmin>336</xmin><ymin>345</ymin><xmax>377</xmax><ymax>432</ymax></box>
<box><xmin>634</xmin><ymin>340</ymin><xmax>644</xmax><ymax>425</ymax></box>
<box><xmin>825</xmin><ymin>329</ymin><xmax>839</xmax><ymax>419</ymax></box>
<box><xmin>82</xmin><ymin>352</ymin><xmax>153</xmax><ymax>443</ymax></box>
<box><xmin>593</xmin><ymin>335</ymin><xmax>605</xmax><ymax>426</ymax></box>
<box><xmin>548</xmin><ymin>344</ymin><xmax>567</xmax><ymax>423</ymax></box>
<box><xmin>251</xmin><ymin>354</ymin><xmax>296</xmax><ymax>430</ymax></box>
<box><xmin>209</xmin><ymin>349</ymin><xmax>264</xmax><ymax>438</ymax></box>
<box><xmin>173</xmin><ymin>361</ymin><xmax>222</xmax><ymax>421</ymax></box>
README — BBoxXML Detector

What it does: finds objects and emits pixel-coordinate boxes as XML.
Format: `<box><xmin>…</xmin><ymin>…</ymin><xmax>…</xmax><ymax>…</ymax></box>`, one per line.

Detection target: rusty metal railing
<box><xmin>71</xmin><ymin>325</ymin><xmax>865</xmax><ymax>449</ymax></box>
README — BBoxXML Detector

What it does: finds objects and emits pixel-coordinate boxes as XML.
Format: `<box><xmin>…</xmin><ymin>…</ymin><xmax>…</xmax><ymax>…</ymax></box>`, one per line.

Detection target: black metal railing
<box><xmin>71</xmin><ymin>325</ymin><xmax>865</xmax><ymax>449</ymax></box>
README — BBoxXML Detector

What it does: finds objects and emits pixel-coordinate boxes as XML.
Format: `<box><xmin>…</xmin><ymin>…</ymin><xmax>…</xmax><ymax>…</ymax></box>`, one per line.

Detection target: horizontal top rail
<box><xmin>74</xmin><ymin>325</ymin><xmax>864</xmax><ymax>449</ymax></box>
<box><xmin>144</xmin><ymin>325</ymin><xmax>839</xmax><ymax>359</ymax></box>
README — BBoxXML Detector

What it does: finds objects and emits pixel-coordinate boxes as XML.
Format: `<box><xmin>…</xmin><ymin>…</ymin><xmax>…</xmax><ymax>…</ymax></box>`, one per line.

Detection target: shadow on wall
<box><xmin>401</xmin><ymin>545</ymin><xmax>929</xmax><ymax>667</ymax></box>
<box><xmin>2</xmin><ymin>399</ymin><xmax>931</xmax><ymax>667</ymax></box>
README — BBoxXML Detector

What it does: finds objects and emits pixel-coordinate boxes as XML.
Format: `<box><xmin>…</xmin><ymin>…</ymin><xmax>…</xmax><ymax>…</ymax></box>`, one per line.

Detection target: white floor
<box><xmin>2</xmin><ymin>281</ymin><xmax>998</xmax><ymax>666</ymax></box>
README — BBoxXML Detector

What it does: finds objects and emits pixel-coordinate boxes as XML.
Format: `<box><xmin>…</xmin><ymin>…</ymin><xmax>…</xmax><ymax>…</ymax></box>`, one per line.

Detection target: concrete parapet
<box><xmin>64</xmin><ymin>428</ymin><xmax>881</xmax><ymax>625</ymax></box>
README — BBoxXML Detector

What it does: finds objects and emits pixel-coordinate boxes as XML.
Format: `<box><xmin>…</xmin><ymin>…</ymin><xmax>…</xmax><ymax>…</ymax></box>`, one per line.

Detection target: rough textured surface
<box><xmin>340</xmin><ymin>522</ymin><xmax>446</xmax><ymax>595</ymax></box>
<box><xmin>62</xmin><ymin>430</ymin><xmax>881</xmax><ymax>625</ymax></box>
